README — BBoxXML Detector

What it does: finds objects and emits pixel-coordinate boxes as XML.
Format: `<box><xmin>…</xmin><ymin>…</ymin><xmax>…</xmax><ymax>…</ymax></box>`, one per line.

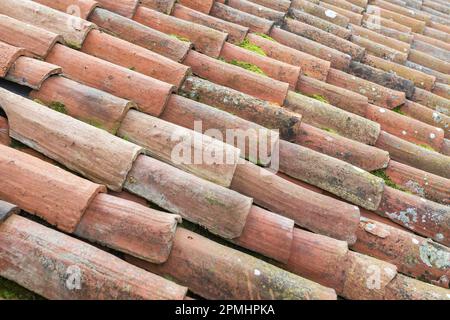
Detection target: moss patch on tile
<box><xmin>371</xmin><ymin>169</ymin><xmax>405</xmax><ymax>191</ymax></box>
<box><xmin>308</xmin><ymin>94</ymin><xmax>329</xmax><ymax>104</ymax></box>
<box><xmin>255</xmin><ymin>33</ymin><xmax>276</xmax><ymax>42</ymax></box>
<box><xmin>169</xmin><ymin>34</ymin><xmax>190</xmax><ymax>42</ymax></box>
<box><xmin>9</xmin><ymin>138</ymin><xmax>27</xmax><ymax>150</ymax></box>
<box><xmin>321</xmin><ymin>127</ymin><xmax>339</xmax><ymax>135</ymax></box>
<box><xmin>227</xmin><ymin>59</ymin><xmax>266</xmax><ymax>76</ymax></box>
<box><xmin>417</xmin><ymin>143</ymin><xmax>436</xmax><ymax>152</ymax></box>
<box><xmin>48</xmin><ymin>101</ymin><xmax>67</xmax><ymax>114</ymax></box>
<box><xmin>238</xmin><ymin>38</ymin><xmax>267</xmax><ymax>56</ymax></box>
<box><xmin>0</xmin><ymin>277</ymin><xmax>42</xmax><ymax>300</ymax></box>
<box><xmin>392</xmin><ymin>106</ymin><xmax>405</xmax><ymax>115</ymax></box>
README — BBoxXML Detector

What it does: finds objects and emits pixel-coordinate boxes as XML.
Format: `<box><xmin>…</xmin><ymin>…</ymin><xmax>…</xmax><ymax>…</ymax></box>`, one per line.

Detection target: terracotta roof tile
<box><xmin>140</xmin><ymin>0</ymin><xmax>176</xmax><ymax>14</ymax></box>
<box><xmin>177</xmin><ymin>0</ymin><xmax>215</xmax><ymax>14</ymax></box>
<box><xmin>0</xmin><ymin>200</ymin><xmax>19</xmax><ymax>224</ymax></box>
<box><xmin>226</xmin><ymin>0</ymin><xmax>286</xmax><ymax>23</ymax></box>
<box><xmin>291</xmin><ymin>0</ymin><xmax>351</xmax><ymax>27</ymax></box>
<box><xmin>34</xmin><ymin>0</ymin><xmax>99</xmax><ymax>20</ymax></box>
<box><xmin>246</xmin><ymin>0</ymin><xmax>292</xmax><ymax>12</ymax></box>
<box><xmin>0</xmin><ymin>42</ymin><xmax>26</xmax><ymax>78</ymax></box>
<box><xmin>95</xmin><ymin>0</ymin><xmax>139</xmax><ymax>18</ymax></box>
<box><xmin>0</xmin><ymin>116</ymin><xmax>10</xmax><ymax>146</ymax></box>
<box><xmin>320</xmin><ymin>2</ymin><xmax>363</xmax><ymax>25</ymax></box>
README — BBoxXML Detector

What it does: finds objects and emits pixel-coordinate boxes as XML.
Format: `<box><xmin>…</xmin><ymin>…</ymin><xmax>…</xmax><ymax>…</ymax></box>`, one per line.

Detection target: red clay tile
<box><xmin>0</xmin><ymin>116</ymin><xmax>10</xmax><ymax>146</ymax></box>
<box><xmin>184</xmin><ymin>50</ymin><xmax>289</xmax><ymax>105</ymax></box>
<box><xmin>46</xmin><ymin>44</ymin><xmax>174</xmax><ymax>116</ymax></box>
<box><xmin>279</xmin><ymin>140</ymin><xmax>385</xmax><ymax>210</ymax></box>
<box><xmin>134</xmin><ymin>6</ymin><xmax>227</xmax><ymax>58</ymax></box>
<box><xmin>366</xmin><ymin>104</ymin><xmax>444</xmax><ymax>151</ymax></box>
<box><xmin>0</xmin><ymin>214</ymin><xmax>187</xmax><ymax>299</ymax></box>
<box><xmin>89</xmin><ymin>8</ymin><xmax>191</xmax><ymax>62</ymax></box>
<box><xmin>75</xmin><ymin>193</ymin><xmax>180</xmax><ymax>263</ymax></box>
<box><xmin>0</xmin><ymin>0</ymin><xmax>95</xmax><ymax>49</ymax></box>
<box><xmin>290</xmin><ymin>0</ymin><xmax>350</xmax><ymax>27</ymax></box>
<box><xmin>0</xmin><ymin>145</ymin><xmax>105</xmax><ymax>233</ymax></box>
<box><xmin>409</xmin><ymin>49</ymin><xmax>450</xmax><ymax>75</ymax></box>
<box><xmin>177</xmin><ymin>0</ymin><xmax>215</xmax><ymax>14</ymax></box>
<box><xmin>127</xmin><ymin>227</ymin><xmax>337</xmax><ymax>300</ymax></box>
<box><xmin>432</xmin><ymin>82</ymin><xmax>450</xmax><ymax>100</ymax></box>
<box><xmin>124</xmin><ymin>155</ymin><xmax>253</xmax><ymax>239</ymax></box>
<box><xmin>117</xmin><ymin>110</ymin><xmax>240</xmax><ymax>188</ymax></box>
<box><xmin>226</xmin><ymin>0</ymin><xmax>286</xmax><ymax>23</ymax></box>
<box><xmin>350</xmin><ymin>24</ymin><xmax>410</xmax><ymax>53</ymax></box>
<box><xmin>231</xmin><ymin>161</ymin><xmax>361</xmax><ymax>243</ymax></box>
<box><xmin>289</xmin><ymin>9</ymin><xmax>352</xmax><ymax>39</ymax></box>
<box><xmin>180</xmin><ymin>75</ymin><xmax>302</xmax><ymax>141</ymax></box>
<box><xmin>0</xmin><ymin>88</ymin><xmax>143</xmax><ymax>191</ymax></box>
<box><xmin>232</xmin><ymin>205</ymin><xmax>294</xmax><ymax>263</ymax></box>
<box><xmin>283</xmin><ymin>18</ymin><xmax>365</xmax><ymax>60</ymax></box>
<box><xmin>5</xmin><ymin>57</ymin><xmax>61</xmax><ymax>90</ymax></box>
<box><xmin>285</xmin><ymin>91</ymin><xmax>381</xmax><ymax>145</ymax></box>
<box><xmin>326</xmin><ymin>68</ymin><xmax>406</xmax><ymax>109</ymax></box>
<box><xmin>109</xmin><ymin>190</ymin><xmax>149</xmax><ymax>206</ymax></box>
<box><xmin>220</xmin><ymin>42</ymin><xmax>301</xmax><ymax>89</ymax></box>
<box><xmin>352</xmin><ymin>217</ymin><xmax>449</xmax><ymax>288</ymax></box>
<box><xmin>321</xmin><ymin>0</ymin><xmax>364</xmax><ymax>14</ymax></box>
<box><xmin>371</xmin><ymin>0</ymin><xmax>430</xmax><ymax>22</ymax></box>
<box><xmin>320</xmin><ymin>2</ymin><xmax>363</xmax><ymax>25</ymax></box>
<box><xmin>0</xmin><ymin>42</ymin><xmax>26</xmax><ymax>78</ymax></box>
<box><xmin>363</xmin><ymin>11</ymin><xmax>413</xmax><ymax>33</ymax></box>
<box><xmin>366</xmin><ymin>5</ymin><xmax>426</xmax><ymax>33</ymax></box>
<box><xmin>347</xmin><ymin>0</ymin><xmax>368</xmax><ymax>7</ymax></box>
<box><xmin>246</xmin><ymin>0</ymin><xmax>291</xmax><ymax>12</ymax></box>
<box><xmin>34</xmin><ymin>0</ymin><xmax>99</xmax><ymax>20</ymax></box>
<box><xmin>413</xmin><ymin>40</ymin><xmax>450</xmax><ymax>63</ymax></box>
<box><xmin>140</xmin><ymin>0</ymin><xmax>176</xmax><ymax>14</ymax></box>
<box><xmin>81</xmin><ymin>29</ymin><xmax>190</xmax><ymax>88</ymax></box>
<box><xmin>172</xmin><ymin>4</ymin><xmax>249</xmax><ymax>44</ymax></box>
<box><xmin>0</xmin><ymin>15</ymin><xmax>62</xmax><ymax>59</ymax></box>
<box><xmin>297</xmin><ymin>75</ymin><xmax>368</xmax><ymax>116</ymax></box>
<box><xmin>362</xmin><ymin>15</ymin><xmax>414</xmax><ymax>42</ymax></box>
<box><xmin>386</xmin><ymin>274</ymin><xmax>450</xmax><ymax>300</ymax></box>
<box><xmin>0</xmin><ymin>200</ymin><xmax>19</xmax><ymax>224</ymax></box>
<box><xmin>29</xmin><ymin>76</ymin><xmax>132</xmax><ymax>134</ymax></box>
<box><xmin>352</xmin><ymin>35</ymin><xmax>408</xmax><ymax>63</ymax></box>
<box><xmin>246</xmin><ymin>32</ymin><xmax>331</xmax><ymax>81</ymax></box>
<box><xmin>210</xmin><ymin>2</ymin><xmax>275</xmax><ymax>34</ymax></box>
<box><xmin>427</xmin><ymin>21</ymin><xmax>450</xmax><ymax>35</ymax></box>
<box><xmin>386</xmin><ymin>160</ymin><xmax>450</xmax><ymax>205</ymax></box>
<box><xmin>442</xmin><ymin>139</ymin><xmax>450</xmax><ymax>157</ymax></box>
<box><xmin>377</xmin><ymin>186</ymin><xmax>450</xmax><ymax>245</ymax></box>
<box><xmin>413</xmin><ymin>87</ymin><xmax>450</xmax><ymax>116</ymax></box>
<box><xmin>95</xmin><ymin>0</ymin><xmax>139</xmax><ymax>18</ymax></box>
<box><xmin>270</xmin><ymin>27</ymin><xmax>352</xmax><ymax>70</ymax></box>
<box><xmin>162</xmin><ymin>94</ymin><xmax>278</xmax><ymax>165</ymax></box>
<box><xmin>296</xmin><ymin>123</ymin><xmax>390</xmax><ymax>171</ymax></box>
<box><xmin>376</xmin><ymin>131</ymin><xmax>450</xmax><ymax>178</ymax></box>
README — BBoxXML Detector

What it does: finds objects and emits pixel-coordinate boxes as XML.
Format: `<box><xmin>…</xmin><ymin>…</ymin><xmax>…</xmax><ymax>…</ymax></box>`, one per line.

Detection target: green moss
<box><xmin>87</xmin><ymin>119</ymin><xmax>106</xmax><ymax>131</ymax></box>
<box><xmin>371</xmin><ymin>169</ymin><xmax>404</xmax><ymax>190</ymax></box>
<box><xmin>238</xmin><ymin>38</ymin><xmax>267</xmax><ymax>56</ymax></box>
<box><xmin>33</xmin><ymin>99</ymin><xmax>45</xmax><ymax>105</ymax></box>
<box><xmin>65</xmin><ymin>40</ymin><xmax>81</xmax><ymax>50</ymax></box>
<box><xmin>0</xmin><ymin>277</ymin><xmax>42</xmax><ymax>300</ymax></box>
<box><xmin>169</xmin><ymin>34</ymin><xmax>190</xmax><ymax>42</ymax></box>
<box><xmin>205</xmin><ymin>193</ymin><xmax>227</xmax><ymax>208</ymax></box>
<box><xmin>129</xmin><ymin>66</ymin><xmax>136</xmax><ymax>71</ymax></box>
<box><xmin>9</xmin><ymin>138</ymin><xmax>27</xmax><ymax>150</ymax></box>
<box><xmin>308</xmin><ymin>94</ymin><xmax>329</xmax><ymax>104</ymax></box>
<box><xmin>417</xmin><ymin>143</ymin><xmax>436</xmax><ymax>152</ymax></box>
<box><xmin>255</xmin><ymin>33</ymin><xmax>276</xmax><ymax>42</ymax></box>
<box><xmin>48</xmin><ymin>101</ymin><xmax>67</xmax><ymax>114</ymax></box>
<box><xmin>227</xmin><ymin>59</ymin><xmax>266</xmax><ymax>76</ymax></box>
<box><xmin>392</xmin><ymin>106</ymin><xmax>405</xmax><ymax>115</ymax></box>
<box><xmin>321</xmin><ymin>127</ymin><xmax>339</xmax><ymax>135</ymax></box>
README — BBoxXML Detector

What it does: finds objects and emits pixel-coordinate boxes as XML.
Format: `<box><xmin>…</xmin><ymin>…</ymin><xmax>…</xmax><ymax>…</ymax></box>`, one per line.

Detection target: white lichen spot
<box><xmin>384</xmin><ymin>267</ymin><xmax>396</xmax><ymax>278</ymax></box>
<box><xmin>432</xmin><ymin>112</ymin><xmax>442</xmax><ymax>123</ymax></box>
<box><xmin>379</xmin><ymin>108</ymin><xmax>386</xmax><ymax>113</ymax></box>
<box><xmin>386</xmin><ymin>208</ymin><xmax>418</xmax><ymax>228</ymax></box>
<box><xmin>402</xmin><ymin>130</ymin><xmax>407</xmax><ymax>135</ymax></box>
<box><xmin>419</xmin><ymin>240</ymin><xmax>450</xmax><ymax>269</ymax></box>
<box><xmin>435</xmin><ymin>233</ymin><xmax>444</xmax><ymax>242</ymax></box>
<box><xmin>365</xmin><ymin>223</ymin><xmax>376</xmax><ymax>231</ymax></box>
<box><xmin>412</xmin><ymin>238</ymin><xmax>419</xmax><ymax>245</ymax></box>
<box><xmin>430</xmin><ymin>133</ymin><xmax>436</xmax><ymax>139</ymax></box>
<box><xmin>254</xmin><ymin>269</ymin><xmax>261</xmax><ymax>276</ymax></box>
<box><xmin>325</xmin><ymin>9</ymin><xmax>337</xmax><ymax>18</ymax></box>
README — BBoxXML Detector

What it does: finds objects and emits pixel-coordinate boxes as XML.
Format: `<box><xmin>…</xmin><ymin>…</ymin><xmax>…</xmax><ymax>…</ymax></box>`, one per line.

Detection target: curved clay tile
<box><xmin>352</xmin><ymin>35</ymin><xmax>408</xmax><ymax>64</ymax></box>
<box><xmin>284</xmin><ymin>91</ymin><xmax>381</xmax><ymax>145</ymax></box>
<box><xmin>46</xmin><ymin>44</ymin><xmax>174</xmax><ymax>116</ymax></box>
<box><xmin>29</xmin><ymin>76</ymin><xmax>132</xmax><ymax>134</ymax></box>
<box><xmin>366</xmin><ymin>5</ymin><xmax>426</xmax><ymax>33</ymax></box>
<box><xmin>376</xmin><ymin>186</ymin><xmax>450</xmax><ymax>246</ymax></box>
<box><xmin>442</xmin><ymin>139</ymin><xmax>450</xmax><ymax>157</ymax></box>
<box><xmin>326</xmin><ymin>68</ymin><xmax>406</xmax><ymax>109</ymax></box>
<box><xmin>81</xmin><ymin>29</ymin><xmax>190</xmax><ymax>89</ymax></box>
<box><xmin>0</xmin><ymin>214</ymin><xmax>188</xmax><ymax>299</ymax></box>
<box><xmin>289</xmin><ymin>9</ymin><xmax>352</xmax><ymax>39</ymax></box>
<box><xmin>246</xmin><ymin>0</ymin><xmax>291</xmax><ymax>12</ymax></box>
<box><xmin>296</xmin><ymin>123</ymin><xmax>390</xmax><ymax>172</ymax></box>
<box><xmin>0</xmin><ymin>116</ymin><xmax>10</xmax><ymax>146</ymax></box>
<box><xmin>177</xmin><ymin>0</ymin><xmax>215</xmax><ymax>14</ymax></box>
<box><xmin>0</xmin><ymin>200</ymin><xmax>19</xmax><ymax>224</ymax></box>
<box><xmin>371</xmin><ymin>0</ymin><xmax>430</xmax><ymax>22</ymax></box>
<box><xmin>0</xmin><ymin>88</ymin><xmax>143</xmax><ymax>191</ymax></box>
<box><xmin>386</xmin><ymin>160</ymin><xmax>450</xmax><ymax>205</ymax></box>
<box><xmin>321</xmin><ymin>0</ymin><xmax>364</xmax><ymax>14</ymax></box>
<box><xmin>220</xmin><ymin>42</ymin><xmax>301</xmax><ymax>89</ymax></box>
<box><xmin>211</xmin><ymin>2</ymin><xmax>275</xmax><ymax>34</ymax></box>
<box><xmin>0</xmin><ymin>145</ymin><xmax>105</xmax><ymax>232</ymax></box>
<box><xmin>414</xmin><ymin>33</ymin><xmax>450</xmax><ymax>52</ymax></box>
<box><xmin>432</xmin><ymin>82</ymin><xmax>450</xmax><ymax>100</ymax></box>
<box><xmin>124</xmin><ymin>155</ymin><xmax>253</xmax><ymax>239</ymax></box>
<box><xmin>75</xmin><ymin>193</ymin><xmax>180</xmax><ymax>263</ymax></box>
<box><xmin>283</xmin><ymin>18</ymin><xmax>365</xmax><ymax>60</ymax></box>
<box><xmin>279</xmin><ymin>140</ymin><xmax>385</xmax><ymax>210</ymax></box>
<box><xmin>0</xmin><ymin>0</ymin><xmax>95</xmax><ymax>49</ymax></box>
<box><xmin>0</xmin><ymin>15</ymin><xmax>63</xmax><ymax>58</ymax></box>
<box><xmin>363</xmin><ymin>12</ymin><xmax>413</xmax><ymax>33</ymax></box>
<box><xmin>95</xmin><ymin>0</ymin><xmax>139</xmax><ymax>18</ymax></box>
<box><xmin>353</xmin><ymin>217</ymin><xmax>450</xmax><ymax>288</ymax></box>
<box><xmin>376</xmin><ymin>131</ymin><xmax>450</xmax><ymax>179</ymax></box>
<box><xmin>347</xmin><ymin>0</ymin><xmax>368</xmax><ymax>8</ymax></box>
<box><xmin>184</xmin><ymin>50</ymin><xmax>289</xmax><ymax>105</ymax></box>
<box><xmin>162</xmin><ymin>94</ymin><xmax>279</xmax><ymax>166</ymax></box>
<box><xmin>366</xmin><ymin>104</ymin><xmax>445</xmax><ymax>151</ymax></box>
<box><xmin>232</xmin><ymin>205</ymin><xmax>294</xmax><ymax>263</ymax></box>
<box><xmin>127</xmin><ymin>227</ymin><xmax>337</xmax><ymax>300</ymax></box>
<box><xmin>117</xmin><ymin>110</ymin><xmax>241</xmax><ymax>188</ymax></box>
<box><xmin>386</xmin><ymin>274</ymin><xmax>450</xmax><ymax>300</ymax></box>
<box><xmin>350</xmin><ymin>24</ymin><xmax>410</xmax><ymax>53</ymax></box>
<box><xmin>0</xmin><ymin>42</ymin><xmax>26</xmax><ymax>78</ymax></box>
<box><xmin>133</xmin><ymin>6</ymin><xmax>228</xmax><ymax>58</ymax></box>
<box><xmin>5</xmin><ymin>57</ymin><xmax>62</xmax><ymax>90</ymax></box>
<box><xmin>413</xmin><ymin>87</ymin><xmax>450</xmax><ymax>116</ymax></box>
<box><xmin>34</xmin><ymin>0</ymin><xmax>99</xmax><ymax>20</ymax></box>
<box><xmin>363</xmin><ymin>18</ymin><xmax>414</xmax><ymax>44</ymax></box>
<box><xmin>320</xmin><ymin>2</ymin><xmax>363</xmax><ymax>25</ymax></box>
<box><xmin>409</xmin><ymin>49</ymin><xmax>450</xmax><ymax>75</ymax></box>
<box><xmin>140</xmin><ymin>0</ymin><xmax>176</xmax><ymax>14</ymax></box>
<box><xmin>246</xmin><ymin>32</ymin><xmax>331</xmax><ymax>81</ymax></box>
<box><xmin>363</xmin><ymin>54</ymin><xmax>436</xmax><ymax>91</ymax></box>
<box><xmin>231</xmin><ymin>161</ymin><xmax>361</xmax><ymax>244</ymax></box>
<box><xmin>172</xmin><ymin>4</ymin><xmax>249</xmax><ymax>44</ymax></box>
<box><xmin>270</xmin><ymin>27</ymin><xmax>352</xmax><ymax>70</ymax></box>
<box><xmin>406</xmin><ymin>60</ymin><xmax>450</xmax><ymax>85</ymax></box>
<box><xmin>290</xmin><ymin>0</ymin><xmax>350</xmax><ymax>27</ymax></box>
<box><xmin>89</xmin><ymin>8</ymin><xmax>191</xmax><ymax>62</ymax></box>
<box><xmin>180</xmin><ymin>75</ymin><xmax>302</xmax><ymax>141</ymax></box>
<box><xmin>226</xmin><ymin>0</ymin><xmax>286</xmax><ymax>23</ymax></box>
